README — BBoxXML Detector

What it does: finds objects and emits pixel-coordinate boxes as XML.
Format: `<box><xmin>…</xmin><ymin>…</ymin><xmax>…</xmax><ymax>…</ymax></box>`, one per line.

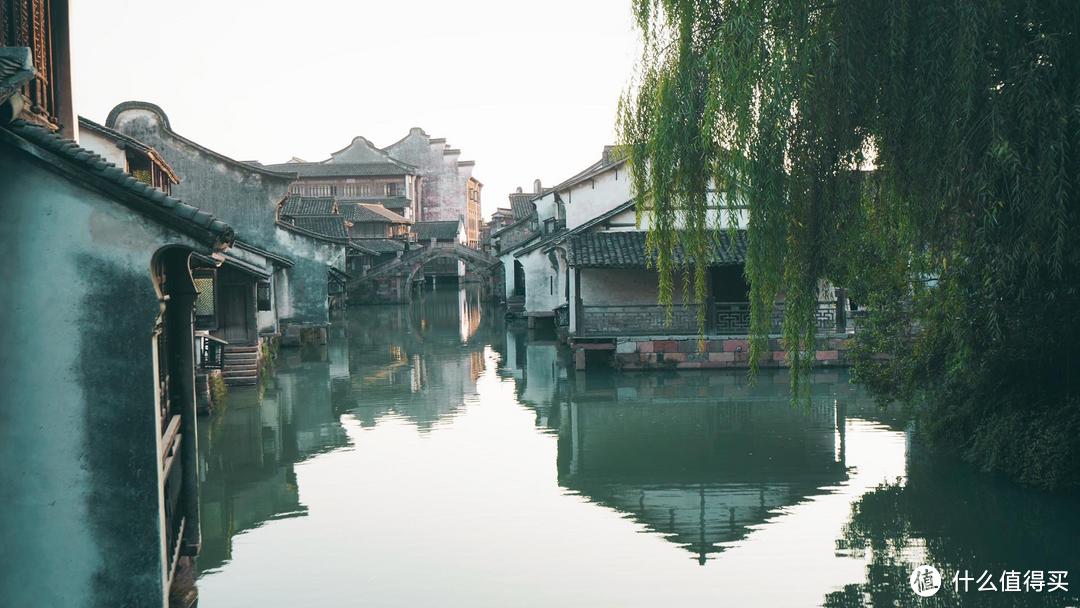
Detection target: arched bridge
<box><xmin>348</xmin><ymin>242</ymin><xmax>501</xmax><ymax>303</ymax></box>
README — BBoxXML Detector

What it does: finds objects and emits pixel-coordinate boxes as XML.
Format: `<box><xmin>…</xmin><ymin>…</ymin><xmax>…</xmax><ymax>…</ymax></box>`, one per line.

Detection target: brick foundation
<box><xmin>606</xmin><ymin>335</ymin><xmax>853</xmax><ymax>370</ymax></box>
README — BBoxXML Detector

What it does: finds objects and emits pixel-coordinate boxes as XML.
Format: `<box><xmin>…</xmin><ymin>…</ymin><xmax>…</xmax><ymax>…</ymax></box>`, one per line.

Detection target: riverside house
<box><xmin>496</xmin><ymin>148</ymin><xmax>855</xmax><ymax>370</ymax></box>
<box><xmin>79</xmin><ymin>116</ymin><xmax>294</xmax><ymax>388</ymax></box>
<box><xmin>105</xmin><ymin>102</ymin><xmax>348</xmax><ymax>351</ymax></box>
<box><xmin>0</xmin><ymin>6</ymin><xmax>233</xmax><ymax>604</ymax></box>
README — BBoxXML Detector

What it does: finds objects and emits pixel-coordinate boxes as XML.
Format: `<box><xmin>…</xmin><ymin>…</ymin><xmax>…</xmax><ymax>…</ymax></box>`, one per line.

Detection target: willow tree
<box><xmin>619</xmin><ymin>0</ymin><xmax>1080</xmax><ymax>488</ymax></box>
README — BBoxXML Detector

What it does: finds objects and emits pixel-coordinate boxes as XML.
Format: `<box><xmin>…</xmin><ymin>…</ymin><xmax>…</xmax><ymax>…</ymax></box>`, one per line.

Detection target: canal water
<box><xmin>195</xmin><ymin>288</ymin><xmax>1080</xmax><ymax>607</ymax></box>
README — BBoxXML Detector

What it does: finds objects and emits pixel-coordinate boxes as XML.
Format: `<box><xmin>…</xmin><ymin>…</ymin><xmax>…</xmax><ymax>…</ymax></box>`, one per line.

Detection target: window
<box><xmin>193</xmin><ymin>272</ymin><xmax>216</xmax><ymax>328</ymax></box>
<box><xmin>308</xmin><ymin>184</ymin><xmax>333</xmax><ymax>197</ymax></box>
<box><xmin>341</xmin><ymin>183</ymin><xmax>373</xmax><ymax>197</ymax></box>
<box><xmin>257</xmin><ymin>281</ymin><xmax>272</xmax><ymax>311</ymax></box>
<box><xmin>385</xmin><ymin>183</ymin><xmax>403</xmax><ymax>197</ymax></box>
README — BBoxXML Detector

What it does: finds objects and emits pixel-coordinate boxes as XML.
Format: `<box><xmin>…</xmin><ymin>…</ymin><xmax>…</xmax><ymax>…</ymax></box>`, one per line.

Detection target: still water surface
<box><xmin>196</xmin><ymin>288</ymin><xmax>1080</xmax><ymax>607</ymax></box>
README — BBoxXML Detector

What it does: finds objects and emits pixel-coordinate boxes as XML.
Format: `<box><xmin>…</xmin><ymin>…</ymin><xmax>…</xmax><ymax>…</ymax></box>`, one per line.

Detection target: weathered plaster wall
<box><xmin>384</xmin><ymin>129</ymin><xmax>472</xmax><ymax>224</ymax></box>
<box><xmin>500</xmin><ymin>252</ymin><xmax>516</xmax><ymax>298</ymax></box>
<box><xmin>272</xmin><ymin>229</ymin><xmax>344</xmax><ymax>325</ymax></box>
<box><xmin>519</xmin><ymin>247</ymin><xmax>565</xmax><ymax>315</ymax></box>
<box><xmin>109</xmin><ymin>108</ymin><xmax>290</xmax><ymax>247</ymax></box>
<box><xmin>579</xmin><ymin>268</ymin><xmax>694</xmax><ymax>305</ymax></box>
<box><xmin>0</xmin><ymin>147</ymin><xmax>208</xmax><ymax>608</ymax></box>
<box><xmin>109</xmin><ymin>105</ymin><xmax>337</xmax><ymax>326</ymax></box>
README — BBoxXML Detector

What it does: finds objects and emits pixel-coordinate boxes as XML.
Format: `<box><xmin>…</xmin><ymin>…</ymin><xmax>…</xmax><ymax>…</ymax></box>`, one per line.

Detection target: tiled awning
<box><xmin>568</xmin><ymin>230</ymin><xmax>747</xmax><ymax>269</ymax></box>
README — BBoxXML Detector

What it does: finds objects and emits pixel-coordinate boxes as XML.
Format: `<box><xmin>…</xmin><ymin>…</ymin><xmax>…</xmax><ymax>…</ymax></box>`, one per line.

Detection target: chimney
<box><xmin>515</xmin><ymin>186</ymin><xmax>522</xmax><ymax>193</ymax></box>
<box><xmin>602</xmin><ymin>145</ymin><xmax>616</xmax><ymax>164</ymax></box>
<box><xmin>533</xmin><ymin>179</ymin><xmax>542</xmax><ymax>194</ymax></box>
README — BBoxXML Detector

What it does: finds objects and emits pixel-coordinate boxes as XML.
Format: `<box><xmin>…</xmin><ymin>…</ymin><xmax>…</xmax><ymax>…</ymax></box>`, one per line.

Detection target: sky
<box><xmin>70</xmin><ymin>0</ymin><xmax>640</xmax><ymax>219</ymax></box>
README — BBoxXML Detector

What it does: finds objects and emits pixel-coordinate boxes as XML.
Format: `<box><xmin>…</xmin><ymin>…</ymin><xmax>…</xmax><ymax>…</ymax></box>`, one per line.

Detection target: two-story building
<box><xmin>497</xmin><ymin>146</ymin><xmax>853</xmax><ymax>370</ymax></box>
<box><xmin>261</xmin><ymin>136</ymin><xmax>421</xmax><ymax>221</ymax></box>
<box><xmin>383</xmin><ymin>127</ymin><xmax>483</xmax><ymax>247</ymax></box>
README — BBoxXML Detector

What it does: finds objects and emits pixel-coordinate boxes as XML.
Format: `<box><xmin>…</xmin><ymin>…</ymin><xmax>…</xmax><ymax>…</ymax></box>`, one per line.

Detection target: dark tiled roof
<box><xmin>352</xmin><ymin>238</ymin><xmax>407</xmax><ymax>253</ymax></box>
<box><xmin>338</xmin><ymin>196</ymin><xmax>410</xmax><ymax>209</ymax></box>
<box><xmin>568</xmin><ymin>230</ymin><xmax>747</xmax><ymax>268</ymax></box>
<box><xmin>347</xmin><ymin>241</ymin><xmax>381</xmax><ymax>256</ymax></box>
<box><xmin>413</xmin><ymin>220</ymin><xmax>461</xmax><ymax>242</ymax></box>
<box><xmin>340</xmin><ymin>202</ymin><xmax>411</xmax><ymax>224</ymax></box>
<box><xmin>0</xmin><ymin>48</ymin><xmax>35</xmax><ymax>103</ymax></box>
<box><xmin>260</xmin><ymin>161</ymin><xmax>414</xmax><ymax>177</ymax></box>
<box><xmin>508</xmin><ymin>192</ymin><xmax>535</xmax><ymax>219</ymax></box>
<box><xmin>234</xmin><ymin>239</ymin><xmax>294</xmax><ymax>268</ymax></box>
<box><xmin>280</xmin><ymin>196</ymin><xmax>335</xmax><ymax>217</ymax></box>
<box><xmin>284</xmin><ymin>216</ymin><xmax>349</xmax><ymax>240</ymax></box>
<box><xmin>3</xmin><ymin>120</ymin><xmax>234</xmax><ymax>248</ymax></box>
<box><xmin>514</xmin><ymin>228</ymin><xmax>567</xmax><ymax>257</ymax></box>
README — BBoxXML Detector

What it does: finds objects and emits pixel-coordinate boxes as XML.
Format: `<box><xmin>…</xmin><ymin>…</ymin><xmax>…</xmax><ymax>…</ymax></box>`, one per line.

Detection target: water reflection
<box><xmin>555</xmin><ymin>373</ymin><xmax>852</xmax><ymax>564</ymax></box>
<box><xmin>343</xmin><ymin>286</ymin><xmax>496</xmax><ymax>430</ymax></box>
<box><xmin>195</xmin><ymin>288</ymin><xmax>1080</xmax><ymax>607</ymax></box>
<box><xmin>197</xmin><ymin>349</ymin><xmax>349</xmax><ymax>573</ymax></box>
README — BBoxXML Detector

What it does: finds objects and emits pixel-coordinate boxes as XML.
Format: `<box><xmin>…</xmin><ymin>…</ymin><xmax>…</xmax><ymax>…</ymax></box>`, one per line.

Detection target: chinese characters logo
<box><xmin>910</xmin><ymin>565</ymin><xmax>942</xmax><ymax>597</ymax></box>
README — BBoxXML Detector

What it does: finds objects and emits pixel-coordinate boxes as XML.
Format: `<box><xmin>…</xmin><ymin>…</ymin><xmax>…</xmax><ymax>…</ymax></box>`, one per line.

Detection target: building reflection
<box><xmin>344</xmin><ymin>286</ymin><xmax>496</xmax><ymax>430</ymax></box>
<box><xmin>498</xmin><ymin>330</ymin><xmax>879</xmax><ymax>564</ymax></box>
<box><xmin>197</xmin><ymin>346</ymin><xmax>349</xmax><ymax>574</ymax></box>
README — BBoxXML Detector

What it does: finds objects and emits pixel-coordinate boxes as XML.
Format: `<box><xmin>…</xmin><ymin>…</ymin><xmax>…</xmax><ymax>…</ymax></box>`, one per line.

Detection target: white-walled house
<box><xmin>500</xmin><ymin>147</ymin><xmax>853</xmax><ymax>371</ymax></box>
<box><xmin>494</xmin><ymin>148</ymin><xmax>634</xmax><ymax>325</ymax></box>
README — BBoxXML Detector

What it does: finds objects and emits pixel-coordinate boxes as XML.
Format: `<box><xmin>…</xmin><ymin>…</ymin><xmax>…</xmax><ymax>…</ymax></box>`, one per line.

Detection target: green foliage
<box><xmin>209</xmin><ymin>372</ymin><xmax>228</xmax><ymax>409</ymax></box>
<box><xmin>620</xmin><ymin>0</ymin><xmax>1080</xmax><ymax>487</ymax></box>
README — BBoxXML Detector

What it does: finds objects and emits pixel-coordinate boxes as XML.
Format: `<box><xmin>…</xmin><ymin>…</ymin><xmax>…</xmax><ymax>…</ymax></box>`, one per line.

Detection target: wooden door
<box><xmin>220</xmin><ymin>283</ymin><xmax>253</xmax><ymax>344</ymax></box>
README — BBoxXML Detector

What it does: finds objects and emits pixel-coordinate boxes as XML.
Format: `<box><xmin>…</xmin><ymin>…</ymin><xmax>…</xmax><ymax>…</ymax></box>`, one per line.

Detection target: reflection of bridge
<box><xmin>348</xmin><ymin>243</ymin><xmax>501</xmax><ymax>303</ymax></box>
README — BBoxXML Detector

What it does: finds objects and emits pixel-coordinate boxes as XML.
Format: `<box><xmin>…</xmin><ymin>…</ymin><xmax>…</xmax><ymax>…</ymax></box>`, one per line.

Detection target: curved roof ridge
<box><xmin>105</xmin><ymin>100</ymin><xmax>297</xmax><ymax>180</ymax></box>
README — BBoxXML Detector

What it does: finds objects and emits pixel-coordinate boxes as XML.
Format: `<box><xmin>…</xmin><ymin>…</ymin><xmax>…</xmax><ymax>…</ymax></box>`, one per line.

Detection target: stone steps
<box><xmin>222</xmin><ymin>344</ymin><xmax>260</xmax><ymax>386</ymax></box>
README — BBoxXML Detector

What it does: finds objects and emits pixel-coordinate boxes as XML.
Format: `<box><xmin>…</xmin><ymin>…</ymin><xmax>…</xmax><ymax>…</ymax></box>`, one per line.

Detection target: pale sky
<box><xmin>70</xmin><ymin>0</ymin><xmax>639</xmax><ymax>218</ymax></box>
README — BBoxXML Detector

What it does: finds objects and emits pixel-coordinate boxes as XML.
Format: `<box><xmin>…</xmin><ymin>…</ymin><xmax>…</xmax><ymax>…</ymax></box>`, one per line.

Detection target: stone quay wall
<box><xmin>610</xmin><ymin>335</ymin><xmax>852</xmax><ymax>370</ymax></box>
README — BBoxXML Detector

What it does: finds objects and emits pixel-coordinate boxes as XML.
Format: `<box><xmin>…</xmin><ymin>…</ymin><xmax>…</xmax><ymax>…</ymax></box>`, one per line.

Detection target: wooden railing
<box><xmin>161</xmin><ymin>413</ymin><xmax>185</xmax><ymax>584</ymax></box>
<box><xmin>581</xmin><ymin>304</ymin><xmax>702</xmax><ymax>336</ymax></box>
<box><xmin>714</xmin><ymin>300</ymin><xmax>848</xmax><ymax>335</ymax></box>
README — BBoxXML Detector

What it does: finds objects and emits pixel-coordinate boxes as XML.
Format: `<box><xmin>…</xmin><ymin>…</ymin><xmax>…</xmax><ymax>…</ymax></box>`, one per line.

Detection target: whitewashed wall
<box><xmin>579</xmin><ymin>268</ymin><xmax>695</xmax><ymax>306</ymax></box>
<box><xmin>563</xmin><ymin>163</ymin><xmax>633</xmax><ymax>230</ymax></box>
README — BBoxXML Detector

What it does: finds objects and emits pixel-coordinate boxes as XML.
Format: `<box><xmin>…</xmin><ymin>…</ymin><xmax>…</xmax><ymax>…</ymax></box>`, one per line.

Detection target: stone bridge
<box><xmin>348</xmin><ymin>242</ymin><xmax>502</xmax><ymax>303</ymax></box>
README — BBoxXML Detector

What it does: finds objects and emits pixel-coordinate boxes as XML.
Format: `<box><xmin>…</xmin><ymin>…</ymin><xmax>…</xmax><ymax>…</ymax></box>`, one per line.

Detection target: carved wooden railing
<box><xmin>161</xmin><ymin>413</ymin><xmax>185</xmax><ymax>585</ymax></box>
<box><xmin>581</xmin><ymin>304</ymin><xmax>702</xmax><ymax>336</ymax></box>
<box><xmin>713</xmin><ymin>301</ymin><xmax>847</xmax><ymax>335</ymax></box>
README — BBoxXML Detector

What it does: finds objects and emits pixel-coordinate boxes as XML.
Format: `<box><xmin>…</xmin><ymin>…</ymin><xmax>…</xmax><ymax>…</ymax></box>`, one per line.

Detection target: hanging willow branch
<box><xmin>617</xmin><ymin>0</ymin><xmax>1080</xmax><ymax>424</ymax></box>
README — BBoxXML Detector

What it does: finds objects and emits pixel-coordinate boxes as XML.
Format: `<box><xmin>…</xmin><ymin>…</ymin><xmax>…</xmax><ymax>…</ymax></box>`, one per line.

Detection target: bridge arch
<box><xmin>405</xmin><ymin>252</ymin><xmax>490</xmax><ymax>286</ymax></box>
<box><xmin>348</xmin><ymin>242</ymin><xmax>501</xmax><ymax>304</ymax></box>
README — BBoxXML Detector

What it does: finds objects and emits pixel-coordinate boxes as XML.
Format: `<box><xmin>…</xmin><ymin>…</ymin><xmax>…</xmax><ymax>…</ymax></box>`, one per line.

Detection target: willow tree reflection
<box><xmin>824</xmin><ymin>438</ymin><xmax>1080</xmax><ymax>607</ymax></box>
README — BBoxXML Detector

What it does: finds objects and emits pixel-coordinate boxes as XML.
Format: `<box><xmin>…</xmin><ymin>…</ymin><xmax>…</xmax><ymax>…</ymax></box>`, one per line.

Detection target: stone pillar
<box><xmin>569</xmin><ymin>267</ymin><xmax>580</xmax><ymax>335</ymax></box>
<box><xmin>574</xmin><ymin>348</ymin><xmax>587</xmax><ymax>371</ymax></box>
<box><xmin>162</xmin><ymin>256</ymin><xmax>202</xmax><ymax>560</ymax></box>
